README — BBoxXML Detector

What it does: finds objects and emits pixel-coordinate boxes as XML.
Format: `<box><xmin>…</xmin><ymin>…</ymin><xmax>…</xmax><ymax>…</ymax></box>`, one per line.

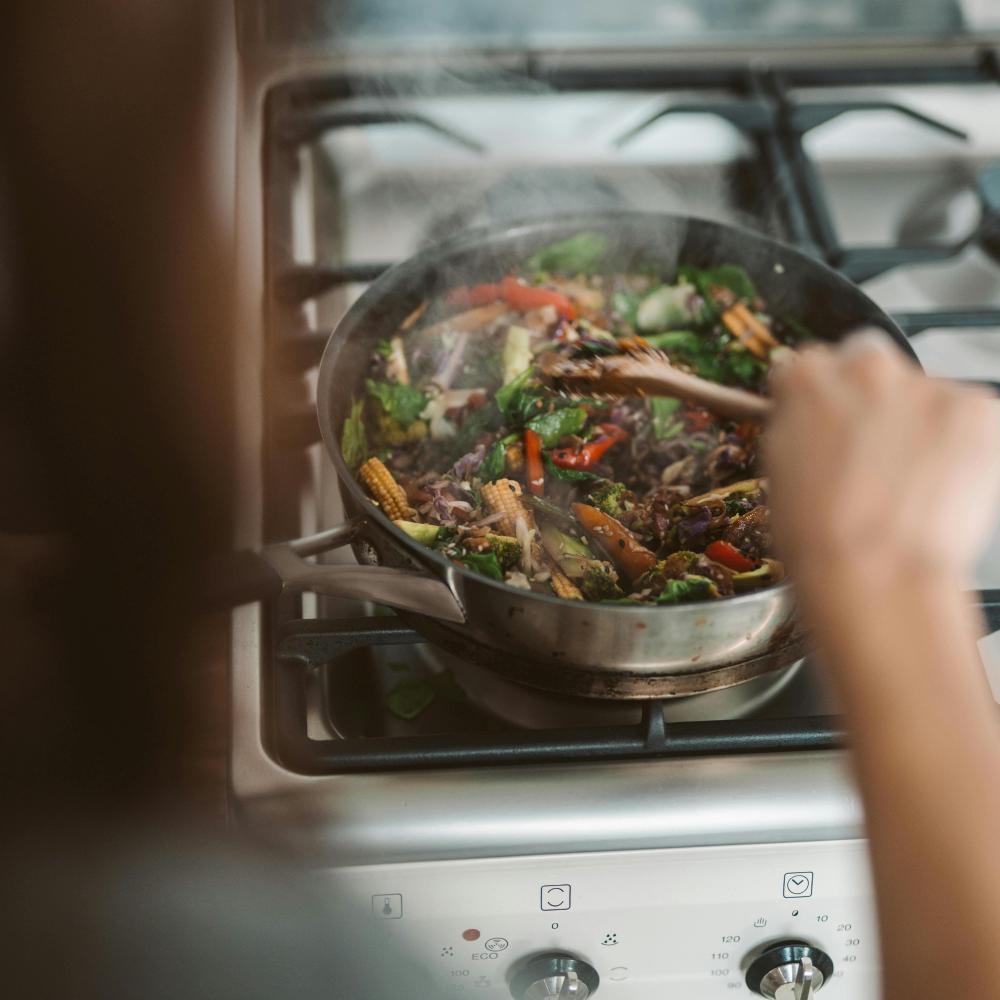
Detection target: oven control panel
<box><xmin>323</xmin><ymin>839</ymin><xmax>878</xmax><ymax>998</ymax></box>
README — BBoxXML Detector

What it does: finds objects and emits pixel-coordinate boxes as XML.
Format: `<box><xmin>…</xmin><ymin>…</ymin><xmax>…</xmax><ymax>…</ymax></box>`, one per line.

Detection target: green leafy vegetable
<box><xmin>724</xmin><ymin>348</ymin><xmax>768</xmax><ymax>386</ymax></box>
<box><xmin>642</xmin><ymin>330</ymin><xmax>702</xmax><ymax>352</ymax></box>
<box><xmin>479</xmin><ymin>441</ymin><xmax>506</xmax><ymax>484</ymax></box>
<box><xmin>366</xmin><ymin>379</ymin><xmax>428</xmax><ymax>427</ymax></box>
<box><xmin>655</xmin><ymin>574</ymin><xmax>717</xmax><ymax>604</ymax></box>
<box><xmin>496</xmin><ymin>368</ymin><xmax>579</xmax><ymax>429</ymax></box>
<box><xmin>610</xmin><ymin>289</ymin><xmax>642</xmax><ymax>327</ymax></box>
<box><xmin>386</xmin><ymin>679</ymin><xmax>436</xmax><ymax>720</ymax></box>
<box><xmin>679</xmin><ymin>264</ymin><xmax>756</xmax><ymax>305</ymax></box>
<box><xmin>479</xmin><ymin>433</ymin><xmax>517</xmax><ymax>484</ymax></box>
<box><xmin>451</xmin><ymin>401</ymin><xmax>502</xmax><ymax>457</ymax></box>
<box><xmin>375</xmin><ymin>339</ymin><xmax>394</xmax><ymax>358</ymax></box>
<box><xmin>526</xmin><ymin>232</ymin><xmax>609</xmax><ymax>275</ymax></box>
<box><xmin>496</xmin><ymin>369</ymin><xmax>535</xmax><ymax>421</ymax></box>
<box><xmin>542</xmin><ymin>454</ymin><xmax>601</xmax><ymax>483</ymax></box>
<box><xmin>643</xmin><ymin>328</ymin><xmax>767</xmax><ymax>386</ymax></box>
<box><xmin>527</xmin><ymin>406</ymin><xmax>587</xmax><ymax>447</ymax></box>
<box><xmin>341</xmin><ymin>398</ymin><xmax>367</xmax><ymax>469</ymax></box>
<box><xmin>456</xmin><ymin>550</ymin><xmax>505</xmax><ymax>581</ymax></box>
<box><xmin>642</xmin><ymin>330</ymin><xmax>727</xmax><ymax>382</ymax></box>
<box><xmin>648</xmin><ymin>397</ymin><xmax>683</xmax><ymax>440</ymax></box>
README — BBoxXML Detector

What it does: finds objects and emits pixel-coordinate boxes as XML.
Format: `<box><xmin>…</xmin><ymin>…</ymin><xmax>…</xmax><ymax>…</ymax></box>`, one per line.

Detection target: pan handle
<box><xmin>200</xmin><ymin>517</ymin><xmax>466</xmax><ymax>623</ymax></box>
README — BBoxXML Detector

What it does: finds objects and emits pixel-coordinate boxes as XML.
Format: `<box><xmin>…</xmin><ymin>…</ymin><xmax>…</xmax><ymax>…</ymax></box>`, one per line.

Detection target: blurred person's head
<box><xmin>0</xmin><ymin>0</ymin><xmax>234</xmax><ymax>814</ymax></box>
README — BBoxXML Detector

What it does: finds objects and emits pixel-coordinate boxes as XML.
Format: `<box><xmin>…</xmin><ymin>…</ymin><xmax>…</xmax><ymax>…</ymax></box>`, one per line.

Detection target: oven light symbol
<box><xmin>372</xmin><ymin>893</ymin><xmax>402</xmax><ymax>918</ymax></box>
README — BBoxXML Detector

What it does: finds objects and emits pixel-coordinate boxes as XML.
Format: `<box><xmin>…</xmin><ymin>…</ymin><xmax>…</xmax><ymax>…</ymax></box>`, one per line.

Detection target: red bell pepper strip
<box><xmin>705</xmin><ymin>539</ymin><xmax>756</xmax><ymax>573</ymax></box>
<box><xmin>684</xmin><ymin>405</ymin><xmax>715</xmax><ymax>431</ymax></box>
<box><xmin>549</xmin><ymin>423</ymin><xmax>629</xmax><ymax>470</ymax></box>
<box><xmin>524</xmin><ymin>428</ymin><xmax>545</xmax><ymax>496</ymax></box>
<box><xmin>445</xmin><ymin>276</ymin><xmax>576</xmax><ymax>321</ymax></box>
<box><xmin>498</xmin><ymin>276</ymin><xmax>576</xmax><ymax>320</ymax></box>
<box><xmin>445</xmin><ymin>282</ymin><xmax>504</xmax><ymax>310</ymax></box>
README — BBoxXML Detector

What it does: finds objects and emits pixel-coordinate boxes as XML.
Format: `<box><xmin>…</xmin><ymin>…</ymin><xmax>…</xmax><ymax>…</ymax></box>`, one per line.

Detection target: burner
<box><xmin>418</xmin><ymin>646</ymin><xmax>808</xmax><ymax>727</ymax></box>
<box><xmin>318</xmin><ymin>629</ymin><xmax>827</xmax><ymax>742</ymax></box>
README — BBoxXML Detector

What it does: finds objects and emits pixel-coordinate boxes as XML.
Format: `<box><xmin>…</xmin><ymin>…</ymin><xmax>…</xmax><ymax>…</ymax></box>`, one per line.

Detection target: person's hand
<box><xmin>763</xmin><ymin>329</ymin><xmax>1000</xmax><ymax>594</ymax></box>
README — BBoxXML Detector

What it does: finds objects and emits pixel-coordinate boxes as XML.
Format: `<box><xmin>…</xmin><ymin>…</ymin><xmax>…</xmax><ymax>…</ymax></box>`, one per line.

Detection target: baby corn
<box><xmin>481</xmin><ymin>478</ymin><xmax>534</xmax><ymax>538</ymax></box>
<box><xmin>549</xmin><ymin>564</ymin><xmax>583</xmax><ymax>600</ymax></box>
<box><xmin>359</xmin><ymin>457</ymin><xmax>415</xmax><ymax>520</ymax></box>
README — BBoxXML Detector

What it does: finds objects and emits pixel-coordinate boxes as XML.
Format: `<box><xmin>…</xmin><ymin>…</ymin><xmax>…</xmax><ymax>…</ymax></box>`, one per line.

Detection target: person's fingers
<box><xmin>837</xmin><ymin>328</ymin><xmax>909</xmax><ymax>399</ymax></box>
<box><xmin>769</xmin><ymin>341</ymin><xmax>825</xmax><ymax>397</ymax></box>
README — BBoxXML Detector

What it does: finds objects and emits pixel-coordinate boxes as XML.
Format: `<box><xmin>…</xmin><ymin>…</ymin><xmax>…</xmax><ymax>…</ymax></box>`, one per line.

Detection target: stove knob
<box><xmin>745</xmin><ymin>941</ymin><xmax>834</xmax><ymax>1000</ymax></box>
<box><xmin>509</xmin><ymin>955</ymin><xmax>600</xmax><ymax>999</ymax></box>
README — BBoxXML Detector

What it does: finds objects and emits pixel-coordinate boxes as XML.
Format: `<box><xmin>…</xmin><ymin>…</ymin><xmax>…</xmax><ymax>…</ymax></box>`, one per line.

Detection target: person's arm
<box><xmin>764</xmin><ymin>332</ymin><xmax>1000</xmax><ymax>1000</ymax></box>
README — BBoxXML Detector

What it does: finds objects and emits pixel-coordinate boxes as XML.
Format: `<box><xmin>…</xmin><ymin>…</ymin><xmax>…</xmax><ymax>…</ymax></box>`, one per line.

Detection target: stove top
<box><xmin>230</xmin><ymin>49</ymin><xmax>999</xmax><ymax>843</ymax></box>
<box><xmin>224</xmin><ymin>43</ymin><xmax>1000</xmax><ymax>1000</ymax></box>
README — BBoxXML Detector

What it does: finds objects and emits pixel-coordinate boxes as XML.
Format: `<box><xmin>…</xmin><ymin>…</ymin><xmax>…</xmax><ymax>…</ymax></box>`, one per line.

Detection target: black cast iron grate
<box><xmin>261</xmin><ymin>52</ymin><xmax>1000</xmax><ymax>774</ymax></box>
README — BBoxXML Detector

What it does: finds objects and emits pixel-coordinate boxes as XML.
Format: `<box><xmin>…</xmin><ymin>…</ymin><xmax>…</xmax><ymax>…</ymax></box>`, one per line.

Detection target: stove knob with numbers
<box><xmin>745</xmin><ymin>941</ymin><xmax>834</xmax><ymax>999</ymax></box>
<box><xmin>509</xmin><ymin>954</ymin><xmax>600</xmax><ymax>999</ymax></box>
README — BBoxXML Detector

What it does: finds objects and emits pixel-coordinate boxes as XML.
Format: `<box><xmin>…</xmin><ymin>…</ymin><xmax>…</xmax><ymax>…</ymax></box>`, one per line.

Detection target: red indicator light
<box><xmin>462</xmin><ymin>929</ymin><xmax>480</xmax><ymax>941</ymax></box>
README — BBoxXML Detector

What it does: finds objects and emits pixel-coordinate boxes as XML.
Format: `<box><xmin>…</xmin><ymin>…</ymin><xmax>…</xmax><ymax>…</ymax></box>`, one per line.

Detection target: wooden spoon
<box><xmin>540</xmin><ymin>349</ymin><xmax>773</xmax><ymax>421</ymax></box>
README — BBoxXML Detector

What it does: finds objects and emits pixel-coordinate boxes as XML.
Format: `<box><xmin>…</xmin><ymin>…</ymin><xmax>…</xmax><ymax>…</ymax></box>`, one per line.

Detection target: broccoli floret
<box><xmin>580</xmin><ymin>561</ymin><xmax>623</xmax><ymax>601</ymax></box>
<box><xmin>587</xmin><ymin>480</ymin><xmax>629</xmax><ymax>518</ymax></box>
<box><xmin>655</xmin><ymin>574</ymin><xmax>718</xmax><ymax>604</ymax></box>
<box><xmin>486</xmin><ymin>533</ymin><xmax>522</xmax><ymax>570</ymax></box>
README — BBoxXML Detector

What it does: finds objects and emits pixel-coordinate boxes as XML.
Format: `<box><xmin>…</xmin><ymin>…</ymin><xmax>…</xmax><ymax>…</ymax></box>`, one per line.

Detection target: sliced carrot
<box><xmin>571</xmin><ymin>503</ymin><xmax>657</xmax><ymax>584</ymax></box>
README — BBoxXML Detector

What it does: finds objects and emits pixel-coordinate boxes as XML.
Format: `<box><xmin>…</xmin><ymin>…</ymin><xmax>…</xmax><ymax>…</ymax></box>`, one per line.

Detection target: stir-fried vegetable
<box><xmin>502</xmin><ymin>326</ymin><xmax>533</xmax><ymax>384</ymax></box>
<box><xmin>587</xmin><ymin>480</ymin><xmax>630</xmax><ymax>519</ymax></box>
<box><xmin>704</xmin><ymin>539</ymin><xmax>756</xmax><ymax>573</ymax></box>
<box><xmin>524</xmin><ymin>428</ymin><xmax>545</xmax><ymax>496</ymax></box>
<box><xmin>571</xmin><ymin>503</ymin><xmax>657</xmax><ymax>584</ymax></box>
<box><xmin>341</xmin><ymin>398</ymin><xmax>367</xmax><ymax>470</ymax></box>
<box><xmin>525</xmin><ymin>231</ymin><xmax>609</xmax><ymax>275</ymax></box>
<box><xmin>366</xmin><ymin>379</ymin><xmax>428</xmax><ymax>427</ymax></box>
<box><xmin>550</xmin><ymin>423</ymin><xmax>628</xmax><ymax>471</ymax></box>
<box><xmin>349</xmin><ymin>237</ymin><xmax>803</xmax><ymax>604</ymax></box>
<box><xmin>447</xmin><ymin>276</ymin><xmax>576</xmax><ymax>321</ymax></box>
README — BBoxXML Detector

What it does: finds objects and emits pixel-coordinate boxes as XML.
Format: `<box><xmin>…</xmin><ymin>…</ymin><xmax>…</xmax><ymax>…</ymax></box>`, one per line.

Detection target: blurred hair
<box><xmin>0</xmin><ymin>0</ymin><xmax>234</xmax><ymax>811</ymax></box>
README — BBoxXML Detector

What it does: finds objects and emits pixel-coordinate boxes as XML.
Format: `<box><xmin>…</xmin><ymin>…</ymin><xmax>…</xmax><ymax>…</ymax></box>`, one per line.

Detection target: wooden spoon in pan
<box><xmin>540</xmin><ymin>347</ymin><xmax>775</xmax><ymax>421</ymax></box>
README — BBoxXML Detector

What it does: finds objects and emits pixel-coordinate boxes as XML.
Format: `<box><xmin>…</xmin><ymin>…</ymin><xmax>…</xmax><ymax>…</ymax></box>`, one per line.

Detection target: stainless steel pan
<box><xmin>224</xmin><ymin>212</ymin><xmax>912</xmax><ymax>698</ymax></box>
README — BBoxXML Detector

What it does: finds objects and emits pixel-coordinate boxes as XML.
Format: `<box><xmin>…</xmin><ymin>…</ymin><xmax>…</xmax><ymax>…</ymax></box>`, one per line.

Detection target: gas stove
<box><xmin>230</xmin><ymin>28</ymin><xmax>1000</xmax><ymax>999</ymax></box>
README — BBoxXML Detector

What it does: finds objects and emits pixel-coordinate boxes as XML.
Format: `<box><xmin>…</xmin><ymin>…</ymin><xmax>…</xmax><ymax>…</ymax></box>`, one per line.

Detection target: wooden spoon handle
<box><xmin>612</xmin><ymin>354</ymin><xmax>772</xmax><ymax>420</ymax></box>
